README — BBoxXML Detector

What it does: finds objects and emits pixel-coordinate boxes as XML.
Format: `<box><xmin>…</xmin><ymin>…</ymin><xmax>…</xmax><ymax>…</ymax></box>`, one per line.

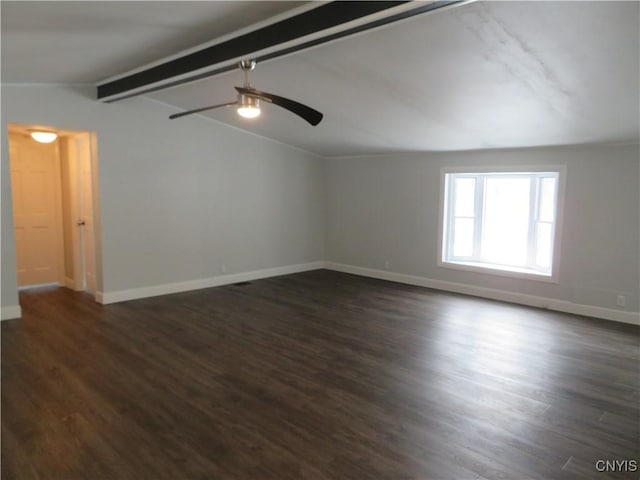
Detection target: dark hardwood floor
<box><xmin>2</xmin><ymin>270</ymin><xmax>639</xmax><ymax>480</ymax></box>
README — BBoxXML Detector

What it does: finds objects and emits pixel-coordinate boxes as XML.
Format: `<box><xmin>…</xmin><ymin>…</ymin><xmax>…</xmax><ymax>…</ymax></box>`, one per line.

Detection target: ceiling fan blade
<box><xmin>235</xmin><ymin>87</ymin><xmax>323</xmax><ymax>126</ymax></box>
<box><xmin>169</xmin><ymin>101</ymin><xmax>236</xmax><ymax>120</ymax></box>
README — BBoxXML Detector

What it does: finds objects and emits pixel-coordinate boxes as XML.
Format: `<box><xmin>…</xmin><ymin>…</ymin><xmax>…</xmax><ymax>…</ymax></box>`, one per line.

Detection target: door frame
<box><xmin>7</xmin><ymin>123</ymin><xmax>103</xmax><ymax>300</ymax></box>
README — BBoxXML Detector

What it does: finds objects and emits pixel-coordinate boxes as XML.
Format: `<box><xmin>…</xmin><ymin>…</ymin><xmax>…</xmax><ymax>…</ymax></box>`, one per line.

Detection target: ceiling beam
<box><xmin>97</xmin><ymin>0</ymin><xmax>465</xmax><ymax>102</ymax></box>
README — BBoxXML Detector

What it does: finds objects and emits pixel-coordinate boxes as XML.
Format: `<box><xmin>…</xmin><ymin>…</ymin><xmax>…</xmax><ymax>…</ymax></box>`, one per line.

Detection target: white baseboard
<box><xmin>325</xmin><ymin>262</ymin><xmax>640</xmax><ymax>326</ymax></box>
<box><xmin>8</xmin><ymin>261</ymin><xmax>638</xmax><ymax>326</ymax></box>
<box><xmin>98</xmin><ymin>261</ymin><xmax>325</xmax><ymax>305</ymax></box>
<box><xmin>1</xmin><ymin>305</ymin><xmax>22</xmax><ymax>321</ymax></box>
<box><xmin>18</xmin><ymin>282</ymin><xmax>60</xmax><ymax>290</ymax></box>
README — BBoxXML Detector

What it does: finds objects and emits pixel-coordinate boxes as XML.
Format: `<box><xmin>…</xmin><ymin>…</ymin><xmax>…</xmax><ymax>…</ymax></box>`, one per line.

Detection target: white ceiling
<box><xmin>1</xmin><ymin>1</ymin><xmax>304</xmax><ymax>83</ymax></box>
<box><xmin>2</xmin><ymin>1</ymin><xmax>639</xmax><ymax>157</ymax></box>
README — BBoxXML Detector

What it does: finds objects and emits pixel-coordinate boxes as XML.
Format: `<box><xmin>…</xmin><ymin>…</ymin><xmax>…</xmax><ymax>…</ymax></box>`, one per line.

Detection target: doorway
<box><xmin>8</xmin><ymin>124</ymin><xmax>101</xmax><ymax>298</ymax></box>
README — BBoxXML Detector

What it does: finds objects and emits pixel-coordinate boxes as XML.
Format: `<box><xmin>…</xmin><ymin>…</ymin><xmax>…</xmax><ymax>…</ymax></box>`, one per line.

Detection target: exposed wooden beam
<box><xmin>97</xmin><ymin>1</ymin><xmax>463</xmax><ymax>102</ymax></box>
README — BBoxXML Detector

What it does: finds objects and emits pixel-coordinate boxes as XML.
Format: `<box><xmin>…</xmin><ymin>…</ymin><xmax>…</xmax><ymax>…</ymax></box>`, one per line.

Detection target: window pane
<box><xmin>536</xmin><ymin>222</ymin><xmax>553</xmax><ymax>269</ymax></box>
<box><xmin>481</xmin><ymin>178</ymin><xmax>530</xmax><ymax>266</ymax></box>
<box><xmin>454</xmin><ymin>178</ymin><xmax>475</xmax><ymax>217</ymax></box>
<box><xmin>539</xmin><ymin>177</ymin><xmax>556</xmax><ymax>222</ymax></box>
<box><xmin>453</xmin><ymin>218</ymin><xmax>474</xmax><ymax>257</ymax></box>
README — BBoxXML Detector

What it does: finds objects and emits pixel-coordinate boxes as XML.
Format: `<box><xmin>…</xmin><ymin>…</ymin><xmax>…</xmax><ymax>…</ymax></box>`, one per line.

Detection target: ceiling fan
<box><xmin>169</xmin><ymin>60</ymin><xmax>323</xmax><ymax>126</ymax></box>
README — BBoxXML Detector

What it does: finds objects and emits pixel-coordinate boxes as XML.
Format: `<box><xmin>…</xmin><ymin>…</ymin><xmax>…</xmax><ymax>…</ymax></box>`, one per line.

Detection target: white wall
<box><xmin>1</xmin><ymin>85</ymin><xmax>325</xmax><ymax>312</ymax></box>
<box><xmin>1</xmin><ymin>122</ymin><xmax>20</xmax><ymax>314</ymax></box>
<box><xmin>325</xmin><ymin>144</ymin><xmax>640</xmax><ymax>320</ymax></box>
<box><xmin>3</xmin><ymin>85</ymin><xmax>638</xmax><ymax>324</ymax></box>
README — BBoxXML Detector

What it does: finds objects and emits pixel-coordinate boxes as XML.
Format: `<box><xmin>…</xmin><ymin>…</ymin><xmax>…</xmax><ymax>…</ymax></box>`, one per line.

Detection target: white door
<box><xmin>76</xmin><ymin>134</ymin><xmax>97</xmax><ymax>294</ymax></box>
<box><xmin>9</xmin><ymin>133</ymin><xmax>63</xmax><ymax>286</ymax></box>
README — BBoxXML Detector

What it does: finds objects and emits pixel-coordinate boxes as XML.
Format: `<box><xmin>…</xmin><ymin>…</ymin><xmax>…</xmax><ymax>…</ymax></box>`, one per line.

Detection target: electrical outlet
<box><xmin>384</xmin><ymin>260</ymin><xmax>391</xmax><ymax>270</ymax></box>
<box><xmin>220</xmin><ymin>263</ymin><xmax>227</xmax><ymax>274</ymax></box>
<box><xmin>616</xmin><ymin>295</ymin><xmax>626</xmax><ymax>307</ymax></box>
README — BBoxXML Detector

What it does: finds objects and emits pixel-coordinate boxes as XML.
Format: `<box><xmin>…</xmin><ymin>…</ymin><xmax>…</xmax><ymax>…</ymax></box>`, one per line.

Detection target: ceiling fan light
<box><xmin>30</xmin><ymin>130</ymin><xmax>58</xmax><ymax>143</ymax></box>
<box><xmin>237</xmin><ymin>94</ymin><xmax>260</xmax><ymax>119</ymax></box>
<box><xmin>237</xmin><ymin>105</ymin><xmax>261</xmax><ymax>118</ymax></box>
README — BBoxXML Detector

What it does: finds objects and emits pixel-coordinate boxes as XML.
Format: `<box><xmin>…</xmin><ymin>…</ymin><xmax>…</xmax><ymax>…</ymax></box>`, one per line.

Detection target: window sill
<box><xmin>439</xmin><ymin>260</ymin><xmax>557</xmax><ymax>283</ymax></box>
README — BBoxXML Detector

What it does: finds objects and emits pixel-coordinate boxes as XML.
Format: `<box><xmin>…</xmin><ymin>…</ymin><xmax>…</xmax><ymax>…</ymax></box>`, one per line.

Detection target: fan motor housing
<box><xmin>238</xmin><ymin>93</ymin><xmax>259</xmax><ymax>109</ymax></box>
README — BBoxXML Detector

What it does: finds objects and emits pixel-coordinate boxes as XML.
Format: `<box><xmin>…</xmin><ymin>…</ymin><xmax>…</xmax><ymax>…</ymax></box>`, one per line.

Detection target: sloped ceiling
<box><xmin>1</xmin><ymin>1</ymin><xmax>305</xmax><ymax>83</ymax></box>
<box><xmin>2</xmin><ymin>1</ymin><xmax>639</xmax><ymax>157</ymax></box>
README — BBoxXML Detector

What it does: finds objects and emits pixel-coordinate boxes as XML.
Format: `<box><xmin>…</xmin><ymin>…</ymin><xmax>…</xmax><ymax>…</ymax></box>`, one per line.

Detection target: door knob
<box><xmin>77</xmin><ymin>220</ymin><xmax>86</xmax><ymax>226</ymax></box>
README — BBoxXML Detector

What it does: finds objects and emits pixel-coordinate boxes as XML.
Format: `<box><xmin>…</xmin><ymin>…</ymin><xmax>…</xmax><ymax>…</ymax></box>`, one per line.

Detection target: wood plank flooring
<box><xmin>2</xmin><ymin>270</ymin><xmax>639</xmax><ymax>479</ymax></box>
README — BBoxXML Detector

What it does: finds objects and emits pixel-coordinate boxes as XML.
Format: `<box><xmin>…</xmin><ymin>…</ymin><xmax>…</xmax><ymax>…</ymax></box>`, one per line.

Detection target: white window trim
<box><xmin>437</xmin><ymin>165</ymin><xmax>567</xmax><ymax>283</ymax></box>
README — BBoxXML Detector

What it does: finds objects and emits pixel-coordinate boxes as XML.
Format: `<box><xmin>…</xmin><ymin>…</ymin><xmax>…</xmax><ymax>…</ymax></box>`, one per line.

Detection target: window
<box><xmin>441</xmin><ymin>168</ymin><xmax>563</xmax><ymax>280</ymax></box>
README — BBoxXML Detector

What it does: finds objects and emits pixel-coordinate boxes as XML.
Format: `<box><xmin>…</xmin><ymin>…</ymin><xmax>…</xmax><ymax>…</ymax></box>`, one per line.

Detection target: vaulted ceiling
<box><xmin>2</xmin><ymin>1</ymin><xmax>639</xmax><ymax>157</ymax></box>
